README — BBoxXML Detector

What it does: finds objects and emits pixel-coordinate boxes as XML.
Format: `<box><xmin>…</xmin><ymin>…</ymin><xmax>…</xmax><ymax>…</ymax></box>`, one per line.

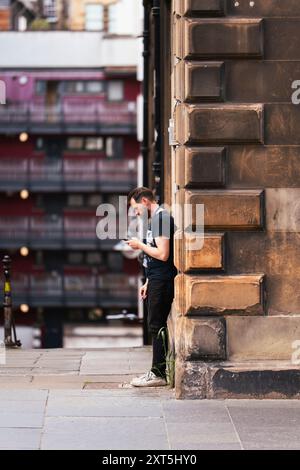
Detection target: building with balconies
<box><xmin>0</xmin><ymin>28</ymin><xmax>141</xmax><ymax>347</ymax></box>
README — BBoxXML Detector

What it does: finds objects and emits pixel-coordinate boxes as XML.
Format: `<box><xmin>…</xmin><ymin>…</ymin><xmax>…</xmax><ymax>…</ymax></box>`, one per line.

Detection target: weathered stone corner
<box><xmin>175</xmin><ymin>316</ymin><xmax>226</xmax><ymax>361</ymax></box>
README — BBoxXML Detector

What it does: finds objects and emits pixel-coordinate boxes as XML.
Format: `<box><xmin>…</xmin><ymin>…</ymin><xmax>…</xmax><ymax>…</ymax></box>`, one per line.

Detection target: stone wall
<box><xmin>170</xmin><ymin>0</ymin><xmax>300</xmax><ymax>398</ymax></box>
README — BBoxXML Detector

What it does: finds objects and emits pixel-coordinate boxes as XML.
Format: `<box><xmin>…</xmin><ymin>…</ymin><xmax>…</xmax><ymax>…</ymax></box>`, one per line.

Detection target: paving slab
<box><xmin>48</xmin><ymin>388</ymin><xmax>174</xmax><ymax>399</ymax></box>
<box><xmin>41</xmin><ymin>416</ymin><xmax>169</xmax><ymax>450</ymax></box>
<box><xmin>236</xmin><ymin>426</ymin><xmax>300</xmax><ymax>450</ymax></box>
<box><xmin>0</xmin><ymin>368</ymin><xmax>34</xmax><ymax>375</ymax></box>
<box><xmin>30</xmin><ymin>369</ymin><xmax>78</xmax><ymax>375</ymax></box>
<box><xmin>0</xmin><ymin>377</ymin><xmax>33</xmax><ymax>388</ymax></box>
<box><xmin>31</xmin><ymin>374</ymin><xmax>127</xmax><ymax>386</ymax></box>
<box><xmin>0</xmin><ymin>390</ymin><xmax>47</xmax><ymax>401</ymax></box>
<box><xmin>0</xmin><ymin>412</ymin><xmax>44</xmax><ymax>428</ymax></box>
<box><xmin>0</xmin><ymin>428</ymin><xmax>41</xmax><ymax>450</ymax></box>
<box><xmin>166</xmin><ymin>422</ymin><xmax>240</xmax><ymax>446</ymax></box>
<box><xmin>46</xmin><ymin>395</ymin><xmax>164</xmax><ymax>418</ymax></box>
<box><xmin>162</xmin><ymin>400</ymin><xmax>232</xmax><ymax>424</ymax></box>
<box><xmin>0</xmin><ymin>400</ymin><xmax>46</xmax><ymax>413</ymax></box>
<box><xmin>227</xmin><ymin>403</ymin><xmax>300</xmax><ymax>427</ymax></box>
<box><xmin>170</xmin><ymin>442</ymin><xmax>243</xmax><ymax>450</ymax></box>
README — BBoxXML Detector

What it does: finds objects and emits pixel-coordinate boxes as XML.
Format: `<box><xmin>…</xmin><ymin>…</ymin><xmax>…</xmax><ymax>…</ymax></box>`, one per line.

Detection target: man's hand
<box><xmin>140</xmin><ymin>282</ymin><xmax>148</xmax><ymax>300</ymax></box>
<box><xmin>125</xmin><ymin>236</ymin><xmax>170</xmax><ymax>262</ymax></box>
<box><xmin>125</xmin><ymin>238</ymin><xmax>142</xmax><ymax>250</ymax></box>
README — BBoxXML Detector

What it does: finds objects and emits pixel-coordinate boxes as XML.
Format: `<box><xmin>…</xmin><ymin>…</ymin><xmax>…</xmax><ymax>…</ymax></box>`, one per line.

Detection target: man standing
<box><xmin>126</xmin><ymin>187</ymin><xmax>177</xmax><ymax>387</ymax></box>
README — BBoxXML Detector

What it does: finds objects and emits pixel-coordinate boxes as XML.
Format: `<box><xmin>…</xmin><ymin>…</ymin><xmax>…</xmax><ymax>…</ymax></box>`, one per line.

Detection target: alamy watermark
<box><xmin>291</xmin><ymin>81</ymin><xmax>300</xmax><ymax>105</ymax></box>
<box><xmin>95</xmin><ymin>197</ymin><xmax>205</xmax><ymax>251</ymax></box>
<box><xmin>284</xmin><ymin>83</ymin><xmax>300</xmax><ymax>365</ymax></box>
<box><xmin>292</xmin><ymin>81</ymin><xmax>300</xmax><ymax>105</ymax></box>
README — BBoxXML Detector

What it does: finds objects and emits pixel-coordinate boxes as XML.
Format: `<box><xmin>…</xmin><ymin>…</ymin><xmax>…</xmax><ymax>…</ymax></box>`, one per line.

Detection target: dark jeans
<box><xmin>147</xmin><ymin>278</ymin><xmax>174</xmax><ymax>378</ymax></box>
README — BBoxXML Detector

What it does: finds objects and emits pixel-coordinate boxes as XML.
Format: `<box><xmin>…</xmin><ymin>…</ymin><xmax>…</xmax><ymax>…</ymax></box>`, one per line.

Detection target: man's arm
<box><xmin>126</xmin><ymin>236</ymin><xmax>170</xmax><ymax>262</ymax></box>
<box><xmin>141</xmin><ymin>236</ymin><xmax>170</xmax><ymax>262</ymax></box>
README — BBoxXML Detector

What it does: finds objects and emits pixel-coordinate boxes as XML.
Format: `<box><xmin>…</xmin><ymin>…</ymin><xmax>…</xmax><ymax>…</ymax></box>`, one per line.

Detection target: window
<box><xmin>67</xmin><ymin>137</ymin><xmax>84</xmax><ymax>151</ymax></box>
<box><xmin>36</xmin><ymin>195</ymin><xmax>44</xmax><ymax>208</ymax></box>
<box><xmin>106</xmin><ymin>138</ymin><xmax>113</xmax><ymax>158</ymax></box>
<box><xmin>18</xmin><ymin>16</ymin><xmax>27</xmax><ymax>32</ymax></box>
<box><xmin>107</xmin><ymin>81</ymin><xmax>124</xmax><ymax>101</ymax></box>
<box><xmin>85</xmin><ymin>4</ymin><xmax>104</xmax><ymax>31</ymax></box>
<box><xmin>106</xmin><ymin>137</ymin><xmax>123</xmax><ymax>159</ymax></box>
<box><xmin>107</xmin><ymin>252</ymin><xmax>123</xmax><ymax>272</ymax></box>
<box><xmin>86</xmin><ymin>252</ymin><xmax>103</xmax><ymax>265</ymax></box>
<box><xmin>36</xmin><ymin>138</ymin><xmax>44</xmax><ymax>150</ymax></box>
<box><xmin>64</xmin><ymin>81</ymin><xmax>85</xmax><ymax>94</ymax></box>
<box><xmin>86</xmin><ymin>137</ymin><xmax>104</xmax><ymax>151</ymax></box>
<box><xmin>64</xmin><ymin>81</ymin><xmax>104</xmax><ymax>94</ymax></box>
<box><xmin>87</xmin><ymin>194</ymin><xmax>103</xmax><ymax>208</ymax></box>
<box><xmin>66</xmin><ymin>137</ymin><xmax>106</xmax><ymax>152</ymax></box>
<box><xmin>66</xmin><ymin>194</ymin><xmax>103</xmax><ymax>209</ymax></box>
<box><xmin>35</xmin><ymin>251</ymin><xmax>44</xmax><ymax>266</ymax></box>
<box><xmin>86</xmin><ymin>81</ymin><xmax>104</xmax><ymax>94</ymax></box>
<box><xmin>67</xmin><ymin>195</ymin><xmax>84</xmax><ymax>208</ymax></box>
<box><xmin>36</xmin><ymin>80</ymin><xmax>46</xmax><ymax>95</ymax></box>
<box><xmin>68</xmin><ymin>252</ymin><xmax>84</xmax><ymax>265</ymax></box>
<box><xmin>68</xmin><ymin>309</ymin><xmax>85</xmax><ymax>322</ymax></box>
<box><xmin>106</xmin><ymin>194</ymin><xmax>119</xmax><ymax>209</ymax></box>
<box><xmin>43</xmin><ymin>0</ymin><xmax>57</xmax><ymax>21</ymax></box>
<box><xmin>108</xmin><ymin>3</ymin><xmax>118</xmax><ymax>34</ymax></box>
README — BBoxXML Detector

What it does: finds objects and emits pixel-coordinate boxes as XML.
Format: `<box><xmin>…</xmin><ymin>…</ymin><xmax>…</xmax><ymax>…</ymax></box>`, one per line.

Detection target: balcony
<box><xmin>0</xmin><ymin>215</ymin><xmax>118</xmax><ymax>250</ymax></box>
<box><xmin>0</xmin><ymin>102</ymin><xmax>137</xmax><ymax>134</ymax></box>
<box><xmin>0</xmin><ymin>158</ymin><xmax>137</xmax><ymax>192</ymax></box>
<box><xmin>11</xmin><ymin>273</ymin><xmax>138</xmax><ymax>308</ymax></box>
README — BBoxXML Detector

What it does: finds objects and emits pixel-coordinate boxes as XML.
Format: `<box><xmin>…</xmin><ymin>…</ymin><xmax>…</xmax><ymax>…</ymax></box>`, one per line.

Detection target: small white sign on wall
<box><xmin>0</xmin><ymin>341</ymin><xmax>6</xmax><ymax>365</ymax></box>
<box><xmin>0</xmin><ymin>80</ymin><xmax>6</xmax><ymax>105</ymax></box>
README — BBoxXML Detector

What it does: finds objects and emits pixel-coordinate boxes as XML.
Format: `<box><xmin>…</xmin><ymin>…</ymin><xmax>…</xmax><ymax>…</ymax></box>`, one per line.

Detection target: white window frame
<box><xmin>107</xmin><ymin>80</ymin><xmax>124</xmax><ymax>102</ymax></box>
<box><xmin>85</xmin><ymin>3</ymin><xmax>104</xmax><ymax>31</ymax></box>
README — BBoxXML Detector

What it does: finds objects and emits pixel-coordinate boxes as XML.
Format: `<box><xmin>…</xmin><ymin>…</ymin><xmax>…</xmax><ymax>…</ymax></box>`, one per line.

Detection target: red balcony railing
<box><xmin>0</xmin><ymin>102</ymin><xmax>137</xmax><ymax>127</ymax></box>
<box><xmin>0</xmin><ymin>215</ymin><xmax>118</xmax><ymax>249</ymax></box>
<box><xmin>0</xmin><ymin>158</ymin><xmax>137</xmax><ymax>191</ymax></box>
<box><xmin>12</xmin><ymin>273</ymin><xmax>138</xmax><ymax>308</ymax></box>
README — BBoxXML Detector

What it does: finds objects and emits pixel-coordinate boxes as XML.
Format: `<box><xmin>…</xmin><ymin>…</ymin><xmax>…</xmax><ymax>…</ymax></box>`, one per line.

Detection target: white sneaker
<box><xmin>130</xmin><ymin>371</ymin><xmax>167</xmax><ymax>387</ymax></box>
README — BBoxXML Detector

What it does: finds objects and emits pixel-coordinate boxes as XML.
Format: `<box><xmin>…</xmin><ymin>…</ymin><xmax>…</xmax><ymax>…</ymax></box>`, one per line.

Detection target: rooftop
<box><xmin>0</xmin><ymin>32</ymin><xmax>139</xmax><ymax>68</ymax></box>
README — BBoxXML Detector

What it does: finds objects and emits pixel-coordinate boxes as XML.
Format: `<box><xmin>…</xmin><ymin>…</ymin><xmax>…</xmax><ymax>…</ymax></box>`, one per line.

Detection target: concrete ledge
<box><xmin>176</xmin><ymin>360</ymin><xmax>300</xmax><ymax>399</ymax></box>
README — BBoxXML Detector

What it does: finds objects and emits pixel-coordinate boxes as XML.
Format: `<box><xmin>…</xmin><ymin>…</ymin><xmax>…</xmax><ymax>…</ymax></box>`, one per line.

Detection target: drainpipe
<box><xmin>142</xmin><ymin>0</ymin><xmax>150</xmax><ymax>189</ymax></box>
<box><xmin>141</xmin><ymin>0</ymin><xmax>151</xmax><ymax>346</ymax></box>
<box><xmin>152</xmin><ymin>0</ymin><xmax>162</xmax><ymax>204</ymax></box>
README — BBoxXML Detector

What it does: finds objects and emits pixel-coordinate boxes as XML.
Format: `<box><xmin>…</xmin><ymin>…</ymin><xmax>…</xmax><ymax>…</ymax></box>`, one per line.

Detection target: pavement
<box><xmin>1</xmin><ymin>347</ymin><xmax>300</xmax><ymax>450</ymax></box>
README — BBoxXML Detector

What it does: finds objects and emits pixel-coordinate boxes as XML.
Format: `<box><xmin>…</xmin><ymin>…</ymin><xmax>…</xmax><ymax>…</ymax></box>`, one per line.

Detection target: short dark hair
<box><xmin>127</xmin><ymin>186</ymin><xmax>155</xmax><ymax>204</ymax></box>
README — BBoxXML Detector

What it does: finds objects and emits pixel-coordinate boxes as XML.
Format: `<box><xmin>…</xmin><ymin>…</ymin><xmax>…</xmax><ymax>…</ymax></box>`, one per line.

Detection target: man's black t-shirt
<box><xmin>143</xmin><ymin>207</ymin><xmax>177</xmax><ymax>281</ymax></box>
